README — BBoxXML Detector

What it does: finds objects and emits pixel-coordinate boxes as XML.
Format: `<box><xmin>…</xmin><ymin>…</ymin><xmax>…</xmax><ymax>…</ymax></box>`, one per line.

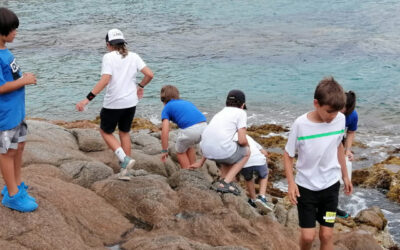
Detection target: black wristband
<box><xmin>138</xmin><ymin>83</ymin><xmax>145</xmax><ymax>88</ymax></box>
<box><xmin>86</xmin><ymin>92</ymin><xmax>96</xmax><ymax>101</ymax></box>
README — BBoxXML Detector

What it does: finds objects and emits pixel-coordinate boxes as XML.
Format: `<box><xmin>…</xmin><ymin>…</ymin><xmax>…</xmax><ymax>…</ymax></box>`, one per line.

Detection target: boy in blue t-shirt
<box><xmin>0</xmin><ymin>8</ymin><xmax>38</xmax><ymax>212</ymax></box>
<box><xmin>160</xmin><ymin>85</ymin><xmax>207</xmax><ymax>169</ymax></box>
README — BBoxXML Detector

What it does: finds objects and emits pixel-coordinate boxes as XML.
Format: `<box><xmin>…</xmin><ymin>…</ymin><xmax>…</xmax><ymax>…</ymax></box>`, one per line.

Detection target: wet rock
<box><xmin>92</xmin><ymin>174</ymin><xmax>180</xmax><ymax>226</ymax></box>
<box><xmin>334</xmin><ymin>230</ymin><xmax>383</xmax><ymax>250</ymax></box>
<box><xmin>27</xmin><ymin>119</ymin><xmax>78</xmax><ymax>150</ymax></box>
<box><xmin>71</xmin><ymin>128</ymin><xmax>108</xmax><ymax>152</ymax></box>
<box><xmin>59</xmin><ymin>160</ymin><xmax>113</xmax><ymax>188</ymax></box>
<box><xmin>354</xmin><ymin>206</ymin><xmax>387</xmax><ymax>230</ymax></box>
<box><xmin>0</xmin><ymin>166</ymin><xmax>132</xmax><ymax>249</ymax></box>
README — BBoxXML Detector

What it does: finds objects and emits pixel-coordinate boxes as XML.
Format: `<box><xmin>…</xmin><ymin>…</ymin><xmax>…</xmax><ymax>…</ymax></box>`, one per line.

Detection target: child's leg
<box><xmin>246</xmin><ymin>180</ymin><xmax>256</xmax><ymax>200</ymax></box>
<box><xmin>319</xmin><ymin>226</ymin><xmax>334</xmax><ymax>250</ymax></box>
<box><xmin>14</xmin><ymin>142</ymin><xmax>25</xmax><ymax>186</ymax></box>
<box><xmin>100</xmin><ymin>128</ymin><xmax>121</xmax><ymax>151</ymax></box>
<box><xmin>187</xmin><ymin>147</ymin><xmax>196</xmax><ymax>164</ymax></box>
<box><xmin>258</xmin><ymin>176</ymin><xmax>268</xmax><ymax>197</ymax></box>
<box><xmin>177</xmin><ymin>152</ymin><xmax>191</xmax><ymax>169</ymax></box>
<box><xmin>223</xmin><ymin>149</ymin><xmax>250</xmax><ymax>183</ymax></box>
<box><xmin>119</xmin><ymin>131</ymin><xmax>131</xmax><ymax>156</ymax></box>
<box><xmin>300</xmin><ymin>228</ymin><xmax>316</xmax><ymax>250</ymax></box>
<box><xmin>0</xmin><ymin>150</ymin><xmax>18</xmax><ymax>196</ymax></box>
<box><xmin>219</xmin><ymin>164</ymin><xmax>229</xmax><ymax>179</ymax></box>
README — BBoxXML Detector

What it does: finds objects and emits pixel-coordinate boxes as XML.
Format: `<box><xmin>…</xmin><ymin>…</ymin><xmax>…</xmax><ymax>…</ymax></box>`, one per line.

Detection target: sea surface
<box><xmin>3</xmin><ymin>0</ymin><xmax>400</xmax><ymax>244</ymax></box>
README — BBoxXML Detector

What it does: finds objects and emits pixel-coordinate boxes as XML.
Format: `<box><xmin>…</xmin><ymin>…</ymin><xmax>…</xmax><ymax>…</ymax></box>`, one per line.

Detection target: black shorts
<box><xmin>297</xmin><ymin>181</ymin><xmax>340</xmax><ymax>228</ymax></box>
<box><xmin>100</xmin><ymin>106</ymin><xmax>136</xmax><ymax>134</ymax></box>
<box><xmin>240</xmin><ymin>164</ymin><xmax>268</xmax><ymax>181</ymax></box>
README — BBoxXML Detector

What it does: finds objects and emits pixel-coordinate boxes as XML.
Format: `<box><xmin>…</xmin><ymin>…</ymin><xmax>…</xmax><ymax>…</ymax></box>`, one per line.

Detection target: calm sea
<box><xmin>3</xmin><ymin>0</ymin><xmax>400</xmax><ymax>243</ymax></box>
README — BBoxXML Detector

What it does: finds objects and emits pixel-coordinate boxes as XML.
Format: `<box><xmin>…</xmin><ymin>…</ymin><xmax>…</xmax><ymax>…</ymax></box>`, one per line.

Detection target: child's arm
<box><xmin>237</xmin><ymin>128</ymin><xmax>248</xmax><ymax>147</ymax></box>
<box><xmin>338</xmin><ymin>143</ymin><xmax>353</xmax><ymax>195</ymax></box>
<box><xmin>160</xmin><ymin>119</ymin><xmax>170</xmax><ymax>162</ymax></box>
<box><xmin>0</xmin><ymin>73</ymin><xmax>36</xmax><ymax>94</ymax></box>
<box><xmin>344</xmin><ymin>131</ymin><xmax>355</xmax><ymax>161</ymax></box>
<box><xmin>76</xmin><ymin>74</ymin><xmax>111</xmax><ymax>111</ymax></box>
<box><xmin>283</xmin><ymin>151</ymin><xmax>300</xmax><ymax>205</ymax></box>
<box><xmin>137</xmin><ymin>66</ymin><xmax>154</xmax><ymax>99</ymax></box>
<box><xmin>260</xmin><ymin>148</ymin><xmax>268</xmax><ymax>157</ymax></box>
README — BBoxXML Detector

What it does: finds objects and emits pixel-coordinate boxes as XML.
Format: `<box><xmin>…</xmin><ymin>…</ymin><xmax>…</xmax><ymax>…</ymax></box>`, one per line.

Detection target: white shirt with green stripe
<box><xmin>285</xmin><ymin>112</ymin><xmax>345</xmax><ymax>191</ymax></box>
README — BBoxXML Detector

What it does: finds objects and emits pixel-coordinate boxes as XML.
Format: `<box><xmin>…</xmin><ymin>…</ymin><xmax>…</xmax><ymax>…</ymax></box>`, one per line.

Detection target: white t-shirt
<box><xmin>285</xmin><ymin>112</ymin><xmax>345</xmax><ymax>191</ymax></box>
<box><xmin>244</xmin><ymin>135</ymin><xmax>266</xmax><ymax>168</ymax></box>
<box><xmin>101</xmin><ymin>51</ymin><xmax>146</xmax><ymax>109</ymax></box>
<box><xmin>200</xmin><ymin>107</ymin><xmax>247</xmax><ymax>159</ymax></box>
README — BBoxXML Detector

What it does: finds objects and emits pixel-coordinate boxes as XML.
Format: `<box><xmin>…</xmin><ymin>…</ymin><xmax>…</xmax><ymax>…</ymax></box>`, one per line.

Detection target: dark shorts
<box><xmin>297</xmin><ymin>181</ymin><xmax>340</xmax><ymax>228</ymax></box>
<box><xmin>212</xmin><ymin>144</ymin><xmax>249</xmax><ymax>166</ymax></box>
<box><xmin>100</xmin><ymin>106</ymin><xmax>136</xmax><ymax>134</ymax></box>
<box><xmin>240</xmin><ymin>164</ymin><xmax>268</xmax><ymax>181</ymax></box>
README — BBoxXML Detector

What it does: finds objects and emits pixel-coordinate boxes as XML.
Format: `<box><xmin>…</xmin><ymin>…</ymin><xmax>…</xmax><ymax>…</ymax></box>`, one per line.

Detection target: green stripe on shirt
<box><xmin>297</xmin><ymin>129</ymin><xmax>344</xmax><ymax>141</ymax></box>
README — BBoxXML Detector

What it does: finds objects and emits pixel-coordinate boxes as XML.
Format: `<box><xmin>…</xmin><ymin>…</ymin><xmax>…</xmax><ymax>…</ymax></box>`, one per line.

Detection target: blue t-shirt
<box><xmin>0</xmin><ymin>48</ymin><xmax>24</xmax><ymax>131</ymax></box>
<box><xmin>161</xmin><ymin>99</ymin><xmax>206</xmax><ymax>129</ymax></box>
<box><xmin>345</xmin><ymin>110</ymin><xmax>358</xmax><ymax>132</ymax></box>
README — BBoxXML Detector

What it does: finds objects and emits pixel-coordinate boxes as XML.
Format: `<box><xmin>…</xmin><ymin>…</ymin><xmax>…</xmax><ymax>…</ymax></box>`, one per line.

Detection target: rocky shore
<box><xmin>0</xmin><ymin>118</ymin><xmax>398</xmax><ymax>250</ymax></box>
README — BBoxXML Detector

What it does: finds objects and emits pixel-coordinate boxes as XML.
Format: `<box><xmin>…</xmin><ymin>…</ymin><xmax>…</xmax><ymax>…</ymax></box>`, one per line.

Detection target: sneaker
<box><xmin>248</xmin><ymin>198</ymin><xmax>257</xmax><ymax>208</ymax></box>
<box><xmin>2</xmin><ymin>187</ymin><xmax>38</xmax><ymax>212</ymax></box>
<box><xmin>336</xmin><ymin>208</ymin><xmax>349</xmax><ymax>218</ymax></box>
<box><xmin>2</xmin><ymin>183</ymin><xmax>36</xmax><ymax>202</ymax></box>
<box><xmin>117</xmin><ymin>168</ymin><xmax>131</xmax><ymax>181</ymax></box>
<box><xmin>120</xmin><ymin>156</ymin><xmax>135</xmax><ymax>170</ymax></box>
<box><xmin>255</xmin><ymin>195</ymin><xmax>274</xmax><ymax>213</ymax></box>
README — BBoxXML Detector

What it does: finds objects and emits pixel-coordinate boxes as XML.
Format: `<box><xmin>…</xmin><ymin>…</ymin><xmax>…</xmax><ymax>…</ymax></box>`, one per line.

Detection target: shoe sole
<box><xmin>118</xmin><ymin>176</ymin><xmax>131</xmax><ymax>181</ymax></box>
<box><xmin>254</xmin><ymin>200</ymin><xmax>273</xmax><ymax>213</ymax></box>
<box><xmin>126</xmin><ymin>159</ymin><xmax>136</xmax><ymax>170</ymax></box>
<box><xmin>2</xmin><ymin>202</ymin><xmax>38</xmax><ymax>212</ymax></box>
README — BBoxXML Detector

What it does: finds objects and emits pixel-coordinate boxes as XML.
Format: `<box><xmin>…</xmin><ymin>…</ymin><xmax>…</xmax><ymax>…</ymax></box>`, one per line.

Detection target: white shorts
<box><xmin>175</xmin><ymin>122</ymin><xmax>207</xmax><ymax>153</ymax></box>
<box><xmin>0</xmin><ymin>121</ymin><xmax>27</xmax><ymax>154</ymax></box>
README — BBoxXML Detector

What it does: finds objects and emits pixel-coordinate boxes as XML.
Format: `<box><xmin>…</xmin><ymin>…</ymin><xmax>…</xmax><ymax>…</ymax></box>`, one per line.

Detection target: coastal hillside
<box><xmin>0</xmin><ymin>119</ymin><xmax>397</xmax><ymax>250</ymax></box>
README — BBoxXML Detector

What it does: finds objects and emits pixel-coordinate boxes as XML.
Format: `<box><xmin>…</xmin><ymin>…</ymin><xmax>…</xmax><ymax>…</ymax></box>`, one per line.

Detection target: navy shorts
<box><xmin>297</xmin><ymin>181</ymin><xmax>340</xmax><ymax>228</ymax></box>
<box><xmin>100</xmin><ymin>106</ymin><xmax>136</xmax><ymax>134</ymax></box>
<box><xmin>240</xmin><ymin>164</ymin><xmax>268</xmax><ymax>181</ymax></box>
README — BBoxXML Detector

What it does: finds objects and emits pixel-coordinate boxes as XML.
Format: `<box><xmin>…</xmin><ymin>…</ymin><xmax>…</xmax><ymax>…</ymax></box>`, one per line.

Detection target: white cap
<box><xmin>106</xmin><ymin>28</ymin><xmax>126</xmax><ymax>45</ymax></box>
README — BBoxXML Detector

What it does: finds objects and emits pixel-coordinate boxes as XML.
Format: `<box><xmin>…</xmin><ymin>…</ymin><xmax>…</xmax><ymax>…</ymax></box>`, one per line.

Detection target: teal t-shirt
<box><xmin>0</xmin><ymin>48</ymin><xmax>24</xmax><ymax>131</ymax></box>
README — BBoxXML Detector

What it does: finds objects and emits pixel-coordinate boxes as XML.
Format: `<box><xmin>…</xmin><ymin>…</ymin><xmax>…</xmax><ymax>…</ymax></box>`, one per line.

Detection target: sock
<box><xmin>114</xmin><ymin>147</ymin><xmax>126</xmax><ymax>162</ymax></box>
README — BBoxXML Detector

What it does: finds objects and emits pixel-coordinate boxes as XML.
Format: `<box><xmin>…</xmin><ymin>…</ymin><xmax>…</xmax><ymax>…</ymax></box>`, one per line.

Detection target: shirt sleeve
<box><xmin>236</xmin><ymin>110</ymin><xmax>247</xmax><ymax>129</ymax></box>
<box><xmin>285</xmin><ymin>120</ymin><xmax>298</xmax><ymax>157</ymax></box>
<box><xmin>101</xmin><ymin>54</ymin><xmax>113</xmax><ymax>75</ymax></box>
<box><xmin>346</xmin><ymin>111</ymin><xmax>358</xmax><ymax>131</ymax></box>
<box><xmin>135</xmin><ymin>54</ymin><xmax>146</xmax><ymax>71</ymax></box>
<box><xmin>161</xmin><ymin>105</ymin><xmax>170</xmax><ymax>121</ymax></box>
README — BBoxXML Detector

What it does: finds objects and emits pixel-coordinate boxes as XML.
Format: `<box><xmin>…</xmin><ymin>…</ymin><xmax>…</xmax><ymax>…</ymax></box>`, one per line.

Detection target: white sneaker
<box><xmin>118</xmin><ymin>168</ymin><xmax>131</xmax><ymax>181</ymax></box>
<box><xmin>120</xmin><ymin>156</ymin><xmax>136</xmax><ymax>170</ymax></box>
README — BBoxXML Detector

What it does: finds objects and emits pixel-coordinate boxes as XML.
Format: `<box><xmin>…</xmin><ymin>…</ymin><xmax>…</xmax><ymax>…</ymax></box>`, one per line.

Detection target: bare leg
<box><xmin>300</xmin><ymin>228</ymin><xmax>316</xmax><ymax>250</ymax></box>
<box><xmin>119</xmin><ymin>131</ymin><xmax>131</xmax><ymax>156</ymax></box>
<box><xmin>223</xmin><ymin>149</ymin><xmax>250</xmax><ymax>183</ymax></box>
<box><xmin>100</xmin><ymin>129</ymin><xmax>121</xmax><ymax>151</ymax></box>
<box><xmin>258</xmin><ymin>176</ymin><xmax>268</xmax><ymax>196</ymax></box>
<box><xmin>319</xmin><ymin>226</ymin><xmax>334</xmax><ymax>250</ymax></box>
<box><xmin>177</xmin><ymin>152</ymin><xmax>191</xmax><ymax>169</ymax></box>
<box><xmin>187</xmin><ymin>147</ymin><xmax>196</xmax><ymax>165</ymax></box>
<box><xmin>219</xmin><ymin>164</ymin><xmax>229</xmax><ymax>179</ymax></box>
<box><xmin>14</xmin><ymin>142</ymin><xmax>25</xmax><ymax>186</ymax></box>
<box><xmin>0</xmin><ymin>149</ymin><xmax>18</xmax><ymax>196</ymax></box>
<box><xmin>246</xmin><ymin>180</ymin><xmax>256</xmax><ymax>200</ymax></box>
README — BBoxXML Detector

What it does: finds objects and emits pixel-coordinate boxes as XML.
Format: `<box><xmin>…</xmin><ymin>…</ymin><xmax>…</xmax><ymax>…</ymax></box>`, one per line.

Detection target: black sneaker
<box><xmin>248</xmin><ymin>198</ymin><xmax>256</xmax><ymax>208</ymax></box>
<box><xmin>336</xmin><ymin>208</ymin><xmax>349</xmax><ymax>218</ymax></box>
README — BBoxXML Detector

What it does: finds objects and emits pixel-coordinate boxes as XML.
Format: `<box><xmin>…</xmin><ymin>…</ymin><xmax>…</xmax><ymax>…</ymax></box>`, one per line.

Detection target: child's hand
<box><xmin>161</xmin><ymin>152</ymin><xmax>168</xmax><ymax>162</ymax></box>
<box><xmin>288</xmin><ymin>183</ymin><xmax>300</xmax><ymax>205</ymax></box>
<box><xmin>76</xmin><ymin>99</ymin><xmax>89</xmax><ymax>112</ymax></box>
<box><xmin>137</xmin><ymin>87</ymin><xmax>144</xmax><ymax>99</ymax></box>
<box><xmin>343</xmin><ymin>177</ymin><xmax>353</xmax><ymax>195</ymax></box>
<box><xmin>22</xmin><ymin>73</ymin><xmax>37</xmax><ymax>85</ymax></box>
<box><xmin>345</xmin><ymin>150</ymin><xmax>354</xmax><ymax>161</ymax></box>
<box><xmin>189</xmin><ymin>162</ymin><xmax>202</xmax><ymax>169</ymax></box>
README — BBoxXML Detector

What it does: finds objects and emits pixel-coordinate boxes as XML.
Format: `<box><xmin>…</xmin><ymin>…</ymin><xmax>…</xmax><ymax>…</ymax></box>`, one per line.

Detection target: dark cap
<box><xmin>227</xmin><ymin>89</ymin><xmax>247</xmax><ymax>109</ymax></box>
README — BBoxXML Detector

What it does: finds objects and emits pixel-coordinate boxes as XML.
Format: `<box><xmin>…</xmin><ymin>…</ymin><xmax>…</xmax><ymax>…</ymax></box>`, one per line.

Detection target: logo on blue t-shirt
<box><xmin>10</xmin><ymin>58</ymin><xmax>21</xmax><ymax>80</ymax></box>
